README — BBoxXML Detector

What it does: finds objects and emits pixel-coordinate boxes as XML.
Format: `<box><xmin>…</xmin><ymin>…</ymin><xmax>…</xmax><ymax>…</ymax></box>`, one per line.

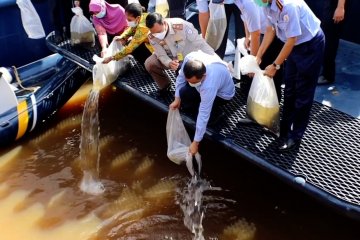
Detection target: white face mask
<box><xmin>96</xmin><ymin>8</ymin><xmax>106</xmax><ymax>18</ymax></box>
<box><xmin>128</xmin><ymin>21</ymin><xmax>138</xmax><ymax>28</ymax></box>
<box><xmin>189</xmin><ymin>81</ymin><xmax>202</xmax><ymax>88</ymax></box>
<box><xmin>153</xmin><ymin>28</ymin><xmax>167</xmax><ymax>40</ymax></box>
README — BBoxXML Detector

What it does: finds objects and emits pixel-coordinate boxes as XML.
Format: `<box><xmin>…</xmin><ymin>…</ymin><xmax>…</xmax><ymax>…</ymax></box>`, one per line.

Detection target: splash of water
<box><xmin>179</xmin><ymin>176</ymin><xmax>210</xmax><ymax>240</ymax></box>
<box><xmin>79</xmin><ymin>89</ymin><xmax>104</xmax><ymax>195</ymax></box>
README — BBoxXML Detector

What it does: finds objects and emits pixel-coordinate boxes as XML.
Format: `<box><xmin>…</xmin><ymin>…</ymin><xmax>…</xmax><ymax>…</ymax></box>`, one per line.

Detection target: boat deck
<box><xmin>46</xmin><ymin>32</ymin><xmax>360</xmax><ymax>220</ymax></box>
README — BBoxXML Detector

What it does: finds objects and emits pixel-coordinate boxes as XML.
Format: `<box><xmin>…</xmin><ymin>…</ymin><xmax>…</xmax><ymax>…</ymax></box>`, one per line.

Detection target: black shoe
<box><xmin>278</xmin><ymin>138</ymin><xmax>301</xmax><ymax>152</ymax></box>
<box><xmin>237</xmin><ymin>117</ymin><xmax>254</xmax><ymax>125</ymax></box>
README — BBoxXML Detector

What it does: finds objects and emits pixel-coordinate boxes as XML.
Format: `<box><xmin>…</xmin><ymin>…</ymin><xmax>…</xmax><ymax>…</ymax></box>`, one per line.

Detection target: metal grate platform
<box><xmin>46</xmin><ymin>32</ymin><xmax>360</xmax><ymax>220</ymax></box>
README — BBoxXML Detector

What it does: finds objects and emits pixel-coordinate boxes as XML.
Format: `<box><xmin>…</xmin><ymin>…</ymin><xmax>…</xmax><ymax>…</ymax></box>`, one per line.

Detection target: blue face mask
<box><xmin>254</xmin><ymin>0</ymin><xmax>269</xmax><ymax>7</ymax></box>
<box><xmin>96</xmin><ymin>8</ymin><xmax>106</xmax><ymax>18</ymax></box>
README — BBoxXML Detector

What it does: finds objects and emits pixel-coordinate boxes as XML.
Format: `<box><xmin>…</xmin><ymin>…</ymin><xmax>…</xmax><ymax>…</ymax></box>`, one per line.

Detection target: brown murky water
<box><xmin>0</xmin><ymin>82</ymin><xmax>359</xmax><ymax>240</ymax></box>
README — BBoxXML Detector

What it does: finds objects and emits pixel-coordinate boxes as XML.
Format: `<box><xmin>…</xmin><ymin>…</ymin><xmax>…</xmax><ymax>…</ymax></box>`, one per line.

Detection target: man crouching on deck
<box><xmin>169</xmin><ymin>50</ymin><xmax>235</xmax><ymax>155</ymax></box>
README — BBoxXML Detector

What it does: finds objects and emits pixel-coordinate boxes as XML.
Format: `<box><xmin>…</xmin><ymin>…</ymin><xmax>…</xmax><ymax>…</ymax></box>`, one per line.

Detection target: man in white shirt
<box><xmin>169</xmin><ymin>50</ymin><xmax>235</xmax><ymax>155</ymax></box>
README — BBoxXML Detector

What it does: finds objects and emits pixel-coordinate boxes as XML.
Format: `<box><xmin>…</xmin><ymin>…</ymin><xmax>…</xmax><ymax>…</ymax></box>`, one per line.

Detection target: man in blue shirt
<box><xmin>169</xmin><ymin>50</ymin><xmax>235</xmax><ymax>155</ymax></box>
<box><xmin>255</xmin><ymin>0</ymin><xmax>325</xmax><ymax>151</ymax></box>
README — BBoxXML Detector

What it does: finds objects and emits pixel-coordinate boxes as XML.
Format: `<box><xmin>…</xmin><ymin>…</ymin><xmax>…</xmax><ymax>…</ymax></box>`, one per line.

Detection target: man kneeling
<box><xmin>169</xmin><ymin>51</ymin><xmax>235</xmax><ymax>155</ymax></box>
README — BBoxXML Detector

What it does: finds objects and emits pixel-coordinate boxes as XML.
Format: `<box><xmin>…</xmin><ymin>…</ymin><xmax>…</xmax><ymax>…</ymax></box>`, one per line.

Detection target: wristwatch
<box><xmin>272</xmin><ymin>62</ymin><xmax>281</xmax><ymax>70</ymax></box>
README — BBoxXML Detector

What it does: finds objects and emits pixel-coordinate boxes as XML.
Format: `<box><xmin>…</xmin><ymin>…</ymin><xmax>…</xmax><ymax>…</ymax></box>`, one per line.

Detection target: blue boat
<box><xmin>0</xmin><ymin>55</ymin><xmax>89</xmax><ymax>146</ymax></box>
<box><xmin>0</xmin><ymin>0</ymin><xmax>89</xmax><ymax>145</ymax></box>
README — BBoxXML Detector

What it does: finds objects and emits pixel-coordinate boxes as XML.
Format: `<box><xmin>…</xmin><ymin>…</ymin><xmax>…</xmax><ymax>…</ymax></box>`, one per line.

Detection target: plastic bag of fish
<box><xmin>70</xmin><ymin>7</ymin><xmax>95</xmax><ymax>48</ymax></box>
<box><xmin>239</xmin><ymin>55</ymin><xmax>280</xmax><ymax>136</ymax></box>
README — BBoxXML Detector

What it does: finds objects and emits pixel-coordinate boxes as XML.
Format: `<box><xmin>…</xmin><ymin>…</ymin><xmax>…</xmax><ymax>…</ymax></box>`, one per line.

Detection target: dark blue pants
<box><xmin>179</xmin><ymin>83</ymin><xmax>228</xmax><ymax>118</ymax></box>
<box><xmin>305</xmin><ymin>0</ymin><xmax>342</xmax><ymax>83</ymax></box>
<box><xmin>281</xmin><ymin>30</ymin><xmax>325</xmax><ymax>140</ymax></box>
<box><xmin>168</xmin><ymin>0</ymin><xmax>188</xmax><ymax>19</ymax></box>
<box><xmin>321</xmin><ymin>1</ymin><xmax>343</xmax><ymax>83</ymax></box>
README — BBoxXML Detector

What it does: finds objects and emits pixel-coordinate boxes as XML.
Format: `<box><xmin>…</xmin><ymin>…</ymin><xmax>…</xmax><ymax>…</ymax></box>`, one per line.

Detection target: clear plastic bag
<box><xmin>16</xmin><ymin>0</ymin><xmax>45</xmax><ymax>39</ymax></box>
<box><xmin>166</xmin><ymin>109</ymin><xmax>201</xmax><ymax>176</ymax></box>
<box><xmin>239</xmin><ymin>55</ymin><xmax>280</xmax><ymax>136</ymax></box>
<box><xmin>92</xmin><ymin>41</ymin><xmax>131</xmax><ymax>90</ymax></box>
<box><xmin>166</xmin><ymin>109</ymin><xmax>191</xmax><ymax>164</ymax></box>
<box><xmin>205</xmin><ymin>0</ymin><xmax>227</xmax><ymax>51</ymax></box>
<box><xmin>70</xmin><ymin>7</ymin><xmax>95</xmax><ymax>47</ymax></box>
<box><xmin>232</xmin><ymin>37</ymin><xmax>249</xmax><ymax>80</ymax></box>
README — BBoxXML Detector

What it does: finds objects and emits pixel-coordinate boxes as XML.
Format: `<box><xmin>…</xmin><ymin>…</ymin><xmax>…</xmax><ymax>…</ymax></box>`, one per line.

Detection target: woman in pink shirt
<box><xmin>89</xmin><ymin>0</ymin><xmax>128</xmax><ymax>57</ymax></box>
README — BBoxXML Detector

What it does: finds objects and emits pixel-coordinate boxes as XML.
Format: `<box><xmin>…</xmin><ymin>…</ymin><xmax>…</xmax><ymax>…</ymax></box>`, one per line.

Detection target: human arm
<box><xmin>119</xmin><ymin>25</ymin><xmax>134</xmax><ymax>41</ymax></box>
<box><xmin>95</xmin><ymin>25</ymin><xmax>109</xmax><ymax>57</ymax></box>
<box><xmin>193</xmin><ymin>87</ymin><xmax>217</xmax><ymax>144</ymax></box>
<box><xmin>148</xmin><ymin>36</ymin><xmax>173</xmax><ymax>67</ymax></box>
<box><xmin>263</xmin><ymin>36</ymin><xmax>296</xmax><ymax>78</ymax></box>
<box><xmin>113</xmin><ymin>27</ymin><xmax>148</xmax><ymax>61</ymax></box>
<box><xmin>170</xmin><ymin>63</ymin><xmax>188</xmax><ymax>109</ymax></box>
<box><xmin>242</xmin><ymin>2</ymin><xmax>262</xmax><ymax>56</ymax></box>
<box><xmin>249</xmin><ymin>30</ymin><xmax>261</xmax><ymax>56</ymax></box>
<box><xmin>256</xmin><ymin>25</ymin><xmax>275</xmax><ymax>63</ymax></box>
<box><xmin>196</xmin><ymin>0</ymin><xmax>210</xmax><ymax>38</ymax></box>
<box><xmin>174</xmin><ymin>62</ymin><xmax>187</xmax><ymax>99</ymax></box>
<box><xmin>333</xmin><ymin>0</ymin><xmax>346</xmax><ymax>23</ymax></box>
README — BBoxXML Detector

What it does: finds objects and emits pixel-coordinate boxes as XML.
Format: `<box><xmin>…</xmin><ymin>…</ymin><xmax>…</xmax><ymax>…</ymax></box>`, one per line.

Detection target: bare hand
<box><xmin>264</xmin><ymin>64</ymin><xmax>277</xmax><ymax>78</ymax></box>
<box><xmin>114</xmin><ymin>36</ymin><xmax>126</xmax><ymax>45</ymax></box>
<box><xmin>169</xmin><ymin>98</ymin><xmax>181</xmax><ymax>109</ymax></box>
<box><xmin>169</xmin><ymin>60</ymin><xmax>180</xmax><ymax>71</ymax></box>
<box><xmin>256</xmin><ymin>56</ymin><xmax>262</xmax><ymax>65</ymax></box>
<box><xmin>102</xmin><ymin>56</ymin><xmax>113</xmax><ymax>64</ymax></box>
<box><xmin>244</xmin><ymin>37</ymin><xmax>251</xmax><ymax>50</ymax></box>
<box><xmin>100</xmin><ymin>48</ymin><xmax>107</xmax><ymax>58</ymax></box>
<box><xmin>189</xmin><ymin>141</ymin><xmax>199</xmax><ymax>155</ymax></box>
<box><xmin>333</xmin><ymin>7</ymin><xmax>345</xmax><ymax>23</ymax></box>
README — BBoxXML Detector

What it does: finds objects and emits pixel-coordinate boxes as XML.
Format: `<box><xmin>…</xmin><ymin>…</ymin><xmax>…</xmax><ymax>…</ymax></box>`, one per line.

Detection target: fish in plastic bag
<box><xmin>205</xmin><ymin>0</ymin><xmax>227</xmax><ymax>51</ymax></box>
<box><xmin>239</xmin><ymin>55</ymin><xmax>280</xmax><ymax>136</ymax></box>
<box><xmin>70</xmin><ymin>7</ymin><xmax>95</xmax><ymax>48</ymax></box>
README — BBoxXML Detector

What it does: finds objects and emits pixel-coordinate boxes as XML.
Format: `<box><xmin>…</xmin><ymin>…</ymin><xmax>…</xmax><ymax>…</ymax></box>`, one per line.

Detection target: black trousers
<box><xmin>281</xmin><ymin>30</ymin><xmax>325</xmax><ymax>140</ymax></box>
<box><xmin>130</xmin><ymin>42</ymin><xmax>152</xmax><ymax>66</ymax></box>
<box><xmin>179</xmin><ymin>83</ymin><xmax>229</xmax><ymax>119</ymax></box>
<box><xmin>215</xmin><ymin>3</ymin><xmax>243</xmax><ymax>59</ymax></box>
<box><xmin>321</xmin><ymin>0</ymin><xmax>343</xmax><ymax>83</ymax></box>
<box><xmin>168</xmin><ymin>0</ymin><xmax>188</xmax><ymax>19</ymax></box>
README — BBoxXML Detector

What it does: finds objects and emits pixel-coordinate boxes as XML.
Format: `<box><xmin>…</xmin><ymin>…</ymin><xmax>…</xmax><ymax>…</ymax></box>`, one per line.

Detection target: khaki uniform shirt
<box><xmin>148</xmin><ymin>18</ymin><xmax>215</xmax><ymax>67</ymax></box>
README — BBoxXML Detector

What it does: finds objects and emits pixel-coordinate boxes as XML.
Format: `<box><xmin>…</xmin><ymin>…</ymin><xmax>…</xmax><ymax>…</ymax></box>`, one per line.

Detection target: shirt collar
<box><xmin>270</xmin><ymin>0</ymin><xmax>279</xmax><ymax>12</ymax></box>
<box><xmin>165</xmin><ymin>20</ymin><xmax>176</xmax><ymax>35</ymax></box>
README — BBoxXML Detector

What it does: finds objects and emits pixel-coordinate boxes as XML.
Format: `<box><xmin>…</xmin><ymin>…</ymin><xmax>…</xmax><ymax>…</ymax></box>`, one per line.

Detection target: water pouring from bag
<box><xmin>186</xmin><ymin>152</ymin><xmax>202</xmax><ymax>177</ymax></box>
